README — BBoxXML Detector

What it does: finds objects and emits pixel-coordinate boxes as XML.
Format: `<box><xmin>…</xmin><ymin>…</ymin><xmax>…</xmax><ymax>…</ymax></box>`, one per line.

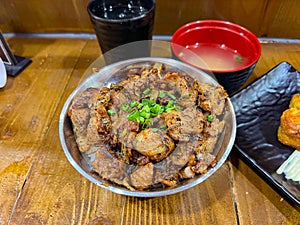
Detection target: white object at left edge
<box><xmin>0</xmin><ymin>58</ymin><xmax>7</xmax><ymax>88</ymax></box>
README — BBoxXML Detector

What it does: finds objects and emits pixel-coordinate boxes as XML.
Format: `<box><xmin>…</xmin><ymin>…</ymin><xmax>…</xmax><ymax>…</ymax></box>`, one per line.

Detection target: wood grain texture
<box><xmin>230</xmin><ymin>152</ymin><xmax>300</xmax><ymax>225</ymax></box>
<box><xmin>0</xmin><ymin>37</ymin><xmax>89</xmax><ymax>224</ymax></box>
<box><xmin>1</xmin><ymin>0</ymin><xmax>300</xmax><ymax>38</ymax></box>
<box><xmin>0</xmin><ymin>37</ymin><xmax>299</xmax><ymax>225</ymax></box>
<box><xmin>239</xmin><ymin>42</ymin><xmax>300</xmax><ymax>92</ymax></box>
<box><xmin>121</xmin><ymin>164</ymin><xmax>237</xmax><ymax>225</ymax></box>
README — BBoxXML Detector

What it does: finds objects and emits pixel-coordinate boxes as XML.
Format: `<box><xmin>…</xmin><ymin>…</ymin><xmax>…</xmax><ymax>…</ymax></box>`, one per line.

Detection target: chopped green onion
<box><xmin>122</xmin><ymin>97</ymin><xmax>181</xmax><ymax>129</ymax></box>
<box><xmin>140</xmin><ymin>110</ymin><xmax>150</xmax><ymax>119</ymax></box>
<box><xmin>158</xmin><ymin>91</ymin><xmax>166</xmax><ymax>98</ymax></box>
<box><xmin>167</xmin><ymin>92</ymin><xmax>177</xmax><ymax>100</ymax></box>
<box><xmin>138</xmin><ymin>103</ymin><xmax>144</xmax><ymax>109</ymax></box>
<box><xmin>141</xmin><ymin>99</ymin><xmax>155</xmax><ymax>106</ymax></box>
<box><xmin>235</xmin><ymin>54</ymin><xmax>243</xmax><ymax>63</ymax></box>
<box><xmin>182</xmin><ymin>93</ymin><xmax>192</xmax><ymax>98</ymax></box>
<box><xmin>143</xmin><ymin>105</ymin><xmax>151</xmax><ymax>112</ymax></box>
<box><xmin>142</xmin><ymin>118</ymin><xmax>152</xmax><ymax>129</ymax></box>
<box><xmin>130</xmin><ymin>101</ymin><xmax>139</xmax><ymax>108</ymax></box>
<box><xmin>151</xmin><ymin>104</ymin><xmax>163</xmax><ymax>115</ymax></box>
<box><xmin>173</xmin><ymin>105</ymin><xmax>181</xmax><ymax>111</ymax></box>
<box><xmin>165</xmin><ymin>108</ymin><xmax>172</xmax><ymax>113</ymax></box>
<box><xmin>143</xmin><ymin>88</ymin><xmax>151</xmax><ymax>95</ymax></box>
<box><xmin>107</xmin><ymin>109</ymin><xmax>115</xmax><ymax>116</ymax></box>
<box><xmin>207</xmin><ymin>114</ymin><xmax>213</xmax><ymax>122</ymax></box>
<box><xmin>158</xmin><ymin>91</ymin><xmax>177</xmax><ymax>100</ymax></box>
<box><xmin>128</xmin><ymin>110</ymin><xmax>139</xmax><ymax>121</ymax></box>
<box><xmin>139</xmin><ymin>117</ymin><xmax>145</xmax><ymax>123</ymax></box>
<box><xmin>121</xmin><ymin>104</ymin><xmax>130</xmax><ymax>112</ymax></box>
<box><xmin>160</xmin><ymin>125</ymin><xmax>167</xmax><ymax>130</ymax></box>
<box><xmin>166</xmin><ymin>100</ymin><xmax>173</xmax><ymax>108</ymax></box>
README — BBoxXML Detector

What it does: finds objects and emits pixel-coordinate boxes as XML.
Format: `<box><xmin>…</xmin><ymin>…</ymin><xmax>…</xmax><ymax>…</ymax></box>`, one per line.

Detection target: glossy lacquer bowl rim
<box><xmin>59</xmin><ymin>57</ymin><xmax>236</xmax><ymax>197</ymax></box>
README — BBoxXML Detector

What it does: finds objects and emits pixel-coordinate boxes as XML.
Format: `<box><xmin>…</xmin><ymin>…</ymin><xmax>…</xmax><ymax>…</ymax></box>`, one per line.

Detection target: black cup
<box><xmin>87</xmin><ymin>0</ymin><xmax>155</xmax><ymax>63</ymax></box>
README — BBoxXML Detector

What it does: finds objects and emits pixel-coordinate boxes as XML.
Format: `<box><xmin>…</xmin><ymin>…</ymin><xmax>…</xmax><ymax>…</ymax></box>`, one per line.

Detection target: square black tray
<box><xmin>231</xmin><ymin>62</ymin><xmax>300</xmax><ymax>206</ymax></box>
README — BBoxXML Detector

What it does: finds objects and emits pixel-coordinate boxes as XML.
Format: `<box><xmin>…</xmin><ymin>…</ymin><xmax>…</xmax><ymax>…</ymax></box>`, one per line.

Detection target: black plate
<box><xmin>231</xmin><ymin>62</ymin><xmax>300</xmax><ymax>206</ymax></box>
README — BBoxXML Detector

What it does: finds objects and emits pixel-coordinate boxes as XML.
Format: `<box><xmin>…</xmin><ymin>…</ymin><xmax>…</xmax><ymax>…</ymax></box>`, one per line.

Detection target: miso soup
<box><xmin>180</xmin><ymin>43</ymin><xmax>250</xmax><ymax>71</ymax></box>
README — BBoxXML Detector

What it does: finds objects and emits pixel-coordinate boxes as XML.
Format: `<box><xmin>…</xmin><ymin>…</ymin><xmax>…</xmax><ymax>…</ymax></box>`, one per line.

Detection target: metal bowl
<box><xmin>59</xmin><ymin>57</ymin><xmax>236</xmax><ymax>197</ymax></box>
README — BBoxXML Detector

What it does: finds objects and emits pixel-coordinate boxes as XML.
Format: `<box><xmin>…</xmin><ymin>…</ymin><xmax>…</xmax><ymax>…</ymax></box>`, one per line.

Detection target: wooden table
<box><xmin>0</xmin><ymin>36</ymin><xmax>299</xmax><ymax>225</ymax></box>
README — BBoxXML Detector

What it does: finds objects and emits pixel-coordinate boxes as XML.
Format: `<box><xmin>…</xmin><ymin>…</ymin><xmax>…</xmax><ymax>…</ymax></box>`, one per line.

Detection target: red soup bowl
<box><xmin>171</xmin><ymin>20</ymin><xmax>261</xmax><ymax>95</ymax></box>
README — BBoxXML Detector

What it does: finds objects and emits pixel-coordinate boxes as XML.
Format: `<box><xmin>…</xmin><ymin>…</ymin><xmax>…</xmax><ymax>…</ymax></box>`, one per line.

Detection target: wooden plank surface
<box><xmin>240</xmin><ymin>42</ymin><xmax>300</xmax><ymax>90</ymax></box>
<box><xmin>0</xmin><ymin>37</ymin><xmax>299</xmax><ymax>225</ymax></box>
<box><xmin>230</xmin><ymin>153</ymin><xmax>300</xmax><ymax>225</ymax></box>
<box><xmin>0</xmin><ymin>37</ymin><xmax>89</xmax><ymax>224</ymax></box>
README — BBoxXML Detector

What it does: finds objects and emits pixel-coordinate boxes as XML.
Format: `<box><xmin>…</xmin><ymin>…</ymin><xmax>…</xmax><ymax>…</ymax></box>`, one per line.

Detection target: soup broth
<box><xmin>180</xmin><ymin>43</ymin><xmax>250</xmax><ymax>71</ymax></box>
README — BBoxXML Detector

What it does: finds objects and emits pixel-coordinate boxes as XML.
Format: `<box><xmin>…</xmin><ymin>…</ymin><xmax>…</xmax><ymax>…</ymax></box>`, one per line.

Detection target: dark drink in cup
<box><xmin>87</xmin><ymin>0</ymin><xmax>155</xmax><ymax>63</ymax></box>
<box><xmin>96</xmin><ymin>2</ymin><xmax>149</xmax><ymax>20</ymax></box>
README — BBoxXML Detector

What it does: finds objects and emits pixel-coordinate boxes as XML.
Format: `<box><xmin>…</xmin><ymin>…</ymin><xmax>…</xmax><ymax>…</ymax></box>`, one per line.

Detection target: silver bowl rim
<box><xmin>59</xmin><ymin>57</ymin><xmax>237</xmax><ymax>197</ymax></box>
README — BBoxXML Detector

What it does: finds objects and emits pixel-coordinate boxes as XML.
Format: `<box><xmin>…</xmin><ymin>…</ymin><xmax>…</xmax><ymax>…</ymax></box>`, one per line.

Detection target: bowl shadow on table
<box><xmin>229</xmin><ymin>148</ymin><xmax>300</xmax><ymax>213</ymax></box>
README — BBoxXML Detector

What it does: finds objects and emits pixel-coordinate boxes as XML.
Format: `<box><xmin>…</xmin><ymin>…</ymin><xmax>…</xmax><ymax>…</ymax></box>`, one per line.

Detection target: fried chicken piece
<box><xmin>277</xmin><ymin>94</ymin><xmax>300</xmax><ymax>150</ymax></box>
<box><xmin>278</xmin><ymin>108</ymin><xmax>300</xmax><ymax>149</ymax></box>
<box><xmin>289</xmin><ymin>93</ymin><xmax>300</xmax><ymax>109</ymax></box>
